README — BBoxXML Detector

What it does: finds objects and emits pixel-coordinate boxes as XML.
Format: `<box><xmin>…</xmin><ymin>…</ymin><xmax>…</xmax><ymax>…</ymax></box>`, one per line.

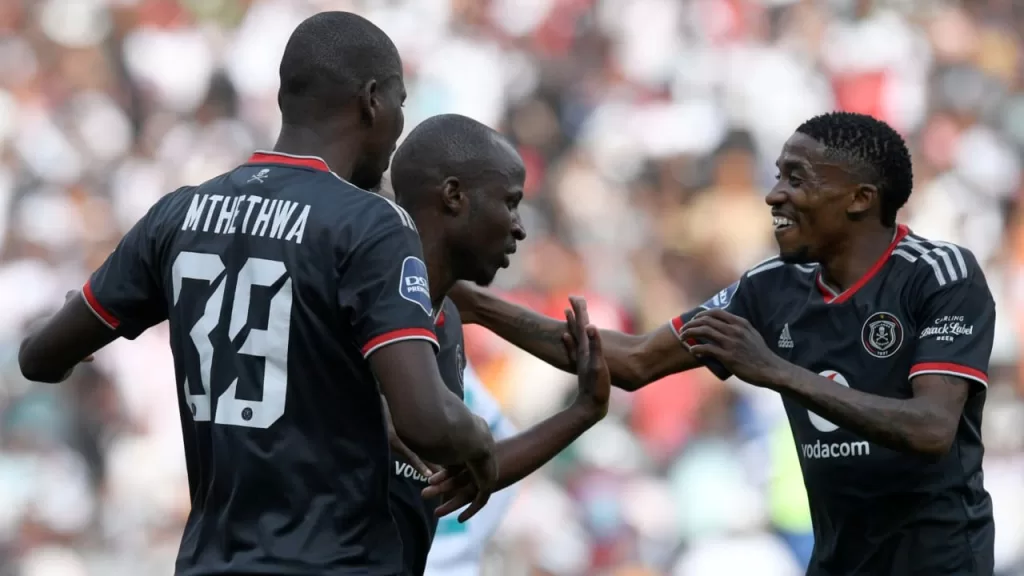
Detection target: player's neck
<box><xmin>420</xmin><ymin>236</ymin><xmax>456</xmax><ymax>311</ymax></box>
<box><xmin>272</xmin><ymin>123</ymin><xmax>360</xmax><ymax>181</ymax></box>
<box><xmin>819</xmin><ymin>225</ymin><xmax>897</xmax><ymax>291</ymax></box>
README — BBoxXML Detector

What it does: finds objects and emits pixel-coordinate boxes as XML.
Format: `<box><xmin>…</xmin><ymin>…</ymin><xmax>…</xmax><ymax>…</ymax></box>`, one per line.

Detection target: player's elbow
<box><xmin>18</xmin><ymin>337</ymin><xmax>62</xmax><ymax>383</ymax></box>
<box><xmin>910</xmin><ymin>420</ymin><xmax>958</xmax><ymax>459</ymax></box>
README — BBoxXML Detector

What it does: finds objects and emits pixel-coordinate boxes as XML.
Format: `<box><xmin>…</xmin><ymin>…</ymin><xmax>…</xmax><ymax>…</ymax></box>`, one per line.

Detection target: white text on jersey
<box><xmin>182</xmin><ymin>193</ymin><xmax>311</xmax><ymax>244</ymax></box>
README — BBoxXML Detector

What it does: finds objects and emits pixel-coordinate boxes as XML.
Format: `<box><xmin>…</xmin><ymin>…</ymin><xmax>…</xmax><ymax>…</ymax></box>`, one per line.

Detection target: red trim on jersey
<box><xmin>82</xmin><ymin>281</ymin><xmax>120</xmax><ymax>329</ymax></box>
<box><xmin>435</xmin><ymin>310</ymin><xmax>445</xmax><ymax>326</ymax></box>
<box><xmin>361</xmin><ymin>328</ymin><xmax>438</xmax><ymax>357</ymax></box>
<box><xmin>246</xmin><ymin>151</ymin><xmax>331</xmax><ymax>172</ymax></box>
<box><xmin>816</xmin><ymin>224</ymin><xmax>910</xmax><ymax>304</ymax></box>
<box><xmin>670</xmin><ymin>316</ymin><xmax>698</xmax><ymax>347</ymax></box>
<box><xmin>909</xmin><ymin>362</ymin><xmax>988</xmax><ymax>386</ymax></box>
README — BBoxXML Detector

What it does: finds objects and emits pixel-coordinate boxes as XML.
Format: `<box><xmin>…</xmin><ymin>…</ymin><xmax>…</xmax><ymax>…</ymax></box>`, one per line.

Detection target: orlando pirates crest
<box><xmin>861</xmin><ymin>312</ymin><xmax>904</xmax><ymax>358</ymax></box>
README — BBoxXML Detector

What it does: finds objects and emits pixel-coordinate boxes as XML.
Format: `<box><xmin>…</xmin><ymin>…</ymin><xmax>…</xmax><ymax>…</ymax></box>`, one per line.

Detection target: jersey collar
<box><xmin>816</xmin><ymin>224</ymin><xmax>909</xmax><ymax>304</ymax></box>
<box><xmin>247</xmin><ymin>150</ymin><xmax>331</xmax><ymax>172</ymax></box>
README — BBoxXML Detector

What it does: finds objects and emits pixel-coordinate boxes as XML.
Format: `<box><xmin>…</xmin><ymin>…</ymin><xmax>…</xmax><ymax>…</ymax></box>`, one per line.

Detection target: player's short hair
<box><xmin>278</xmin><ymin>11</ymin><xmax>402</xmax><ymax>125</ymax></box>
<box><xmin>796</xmin><ymin>112</ymin><xmax>912</xmax><ymax>227</ymax></box>
<box><xmin>391</xmin><ymin>114</ymin><xmax>509</xmax><ymax>209</ymax></box>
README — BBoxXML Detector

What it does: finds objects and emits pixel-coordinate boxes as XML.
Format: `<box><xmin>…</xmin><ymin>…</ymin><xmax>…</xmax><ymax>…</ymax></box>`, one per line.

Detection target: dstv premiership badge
<box><xmin>861</xmin><ymin>312</ymin><xmax>904</xmax><ymax>358</ymax></box>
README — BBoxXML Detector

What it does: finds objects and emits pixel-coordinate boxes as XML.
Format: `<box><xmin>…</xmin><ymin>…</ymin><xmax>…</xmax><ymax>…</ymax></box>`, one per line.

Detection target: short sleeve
<box><xmin>83</xmin><ymin>201</ymin><xmax>169</xmax><ymax>340</ymax></box>
<box><xmin>667</xmin><ymin>275</ymin><xmax>759</xmax><ymax>380</ymax></box>
<box><xmin>908</xmin><ymin>255</ymin><xmax>995</xmax><ymax>389</ymax></box>
<box><xmin>338</xmin><ymin>215</ymin><xmax>439</xmax><ymax>358</ymax></box>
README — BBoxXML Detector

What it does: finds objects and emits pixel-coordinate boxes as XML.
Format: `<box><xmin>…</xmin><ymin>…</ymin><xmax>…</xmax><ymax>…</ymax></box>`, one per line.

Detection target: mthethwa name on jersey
<box><xmin>181</xmin><ymin>192</ymin><xmax>311</xmax><ymax>244</ymax></box>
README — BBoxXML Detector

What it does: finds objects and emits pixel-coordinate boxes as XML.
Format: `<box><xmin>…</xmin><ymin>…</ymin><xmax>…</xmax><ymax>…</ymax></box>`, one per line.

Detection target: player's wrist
<box><xmin>570</xmin><ymin>393</ymin><xmax>608</xmax><ymax>423</ymax></box>
<box><xmin>759</xmin><ymin>357</ymin><xmax>797</xmax><ymax>391</ymax></box>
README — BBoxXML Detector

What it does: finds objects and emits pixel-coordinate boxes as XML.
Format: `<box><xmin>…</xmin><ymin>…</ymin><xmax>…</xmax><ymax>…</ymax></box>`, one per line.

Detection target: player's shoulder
<box><xmin>739</xmin><ymin>255</ymin><xmax>818</xmax><ymax>286</ymax></box>
<box><xmin>436</xmin><ymin>297</ymin><xmax>465</xmax><ymax>352</ymax></box>
<box><xmin>440</xmin><ymin>297</ymin><xmax>463</xmax><ymax>329</ymax></box>
<box><xmin>891</xmin><ymin>230</ymin><xmax>983</xmax><ymax>288</ymax></box>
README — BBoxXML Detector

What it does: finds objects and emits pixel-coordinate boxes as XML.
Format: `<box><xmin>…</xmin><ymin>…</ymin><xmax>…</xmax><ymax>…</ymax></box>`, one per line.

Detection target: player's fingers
<box><xmin>587</xmin><ymin>325</ymin><xmax>603</xmax><ymax>363</ymax></box>
<box><xmin>565</xmin><ymin>307</ymin><xmax>579</xmax><ymax>339</ymax></box>
<box><xmin>569</xmin><ymin>296</ymin><xmax>590</xmax><ymax>330</ymax></box>
<box><xmin>398</xmin><ymin>445</ymin><xmax>434</xmax><ymax>479</ymax></box>
<box><xmin>458</xmin><ymin>490</ymin><xmax>491</xmax><ymax>523</ymax></box>
<box><xmin>679</xmin><ymin>325</ymin><xmax>729</xmax><ymax>348</ymax></box>
<box><xmin>561</xmin><ymin>332</ymin><xmax>576</xmax><ymax>361</ymax></box>
<box><xmin>422</xmin><ymin>469</ymin><xmax>472</xmax><ymax>498</ymax></box>
<box><xmin>688</xmin><ymin>342</ymin><xmax>726</xmax><ymax>359</ymax></box>
<box><xmin>434</xmin><ymin>487</ymin><xmax>476</xmax><ymax>517</ymax></box>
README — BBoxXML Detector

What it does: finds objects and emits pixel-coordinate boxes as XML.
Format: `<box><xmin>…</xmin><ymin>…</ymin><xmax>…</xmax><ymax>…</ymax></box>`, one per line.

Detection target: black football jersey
<box><xmin>671</xmin><ymin>225</ymin><xmax>995</xmax><ymax>576</ymax></box>
<box><xmin>81</xmin><ymin>151</ymin><xmax>440</xmax><ymax>575</ymax></box>
<box><xmin>388</xmin><ymin>297</ymin><xmax>466</xmax><ymax>575</ymax></box>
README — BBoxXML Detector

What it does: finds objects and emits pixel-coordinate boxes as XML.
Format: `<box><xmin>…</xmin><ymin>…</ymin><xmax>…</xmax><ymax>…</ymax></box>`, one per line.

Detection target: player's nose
<box><xmin>511</xmin><ymin>220</ymin><xmax>526</xmax><ymax>242</ymax></box>
<box><xmin>765</xmin><ymin>186</ymin><xmax>787</xmax><ymax>207</ymax></box>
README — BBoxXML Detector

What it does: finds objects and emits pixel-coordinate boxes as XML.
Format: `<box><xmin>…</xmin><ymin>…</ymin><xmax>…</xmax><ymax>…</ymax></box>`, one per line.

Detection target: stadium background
<box><xmin>0</xmin><ymin>0</ymin><xmax>1022</xmax><ymax>574</ymax></box>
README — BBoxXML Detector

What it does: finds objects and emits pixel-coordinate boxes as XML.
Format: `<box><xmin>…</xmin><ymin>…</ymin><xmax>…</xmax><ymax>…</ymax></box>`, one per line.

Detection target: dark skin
<box><xmin>385</xmin><ymin>133</ymin><xmax>610</xmax><ymax>522</ymax></box>
<box><xmin>453</xmin><ymin>130</ymin><xmax>971</xmax><ymax>459</ymax></box>
<box><xmin>422</xmin><ymin>298</ymin><xmax>609</xmax><ymax>521</ymax></box>
<box><xmin>19</xmin><ymin>75</ymin><xmax>499</xmax><ymax>499</ymax></box>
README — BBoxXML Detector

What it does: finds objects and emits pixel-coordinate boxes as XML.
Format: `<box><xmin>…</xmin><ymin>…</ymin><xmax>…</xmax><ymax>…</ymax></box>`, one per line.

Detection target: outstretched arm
<box><xmin>450</xmin><ymin>282</ymin><xmax>700</xmax><ymax>390</ymax></box>
<box><xmin>423</xmin><ymin>298</ymin><xmax>611</xmax><ymax>521</ymax></box>
<box><xmin>20</xmin><ymin>291</ymin><xmax>113</xmax><ymax>383</ymax></box>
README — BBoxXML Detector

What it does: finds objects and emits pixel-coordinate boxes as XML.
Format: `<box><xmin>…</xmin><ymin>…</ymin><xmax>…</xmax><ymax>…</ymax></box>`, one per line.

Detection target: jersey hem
<box><xmin>362</xmin><ymin>329</ymin><xmax>439</xmax><ymax>357</ymax></box>
<box><xmin>909</xmin><ymin>362</ymin><xmax>988</xmax><ymax>387</ymax></box>
<box><xmin>81</xmin><ymin>281</ymin><xmax>119</xmax><ymax>329</ymax></box>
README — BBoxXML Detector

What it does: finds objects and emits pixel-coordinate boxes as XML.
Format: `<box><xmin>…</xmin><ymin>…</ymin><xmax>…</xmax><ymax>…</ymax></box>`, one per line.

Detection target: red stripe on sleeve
<box><xmin>361</xmin><ymin>328</ymin><xmax>439</xmax><ymax>358</ymax></box>
<box><xmin>82</xmin><ymin>281</ymin><xmax>120</xmax><ymax>329</ymax></box>
<box><xmin>909</xmin><ymin>362</ymin><xmax>988</xmax><ymax>386</ymax></box>
<box><xmin>670</xmin><ymin>316</ymin><xmax>698</xmax><ymax>348</ymax></box>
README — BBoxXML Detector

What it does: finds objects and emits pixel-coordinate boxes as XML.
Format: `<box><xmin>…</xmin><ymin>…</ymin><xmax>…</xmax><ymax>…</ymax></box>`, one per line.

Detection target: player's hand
<box><xmin>423</xmin><ymin>416</ymin><xmax>499</xmax><ymax>523</ymax></box>
<box><xmin>678</xmin><ymin>308</ymin><xmax>785</xmax><ymax>386</ymax></box>
<box><xmin>565</xmin><ymin>296</ymin><xmax>609</xmax><ymax>419</ymax></box>
<box><xmin>446</xmin><ymin>281</ymin><xmax>481</xmax><ymax>324</ymax></box>
<box><xmin>379</xmin><ymin>394</ymin><xmax>434</xmax><ymax>478</ymax></box>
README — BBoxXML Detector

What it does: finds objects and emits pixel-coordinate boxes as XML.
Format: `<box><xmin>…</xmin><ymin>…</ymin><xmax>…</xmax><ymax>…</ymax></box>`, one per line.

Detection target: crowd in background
<box><xmin>0</xmin><ymin>0</ymin><xmax>1022</xmax><ymax>574</ymax></box>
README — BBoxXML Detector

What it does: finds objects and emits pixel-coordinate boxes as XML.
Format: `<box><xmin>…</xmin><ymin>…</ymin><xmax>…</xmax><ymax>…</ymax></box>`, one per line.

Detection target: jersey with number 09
<box><xmin>81</xmin><ymin>152</ymin><xmax>438</xmax><ymax>576</ymax></box>
<box><xmin>671</xmin><ymin>225</ymin><xmax>995</xmax><ymax>576</ymax></box>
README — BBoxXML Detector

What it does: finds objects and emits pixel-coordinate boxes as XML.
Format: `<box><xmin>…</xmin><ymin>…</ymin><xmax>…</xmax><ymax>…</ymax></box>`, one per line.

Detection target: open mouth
<box><xmin>773</xmin><ymin>215</ymin><xmax>796</xmax><ymax>232</ymax></box>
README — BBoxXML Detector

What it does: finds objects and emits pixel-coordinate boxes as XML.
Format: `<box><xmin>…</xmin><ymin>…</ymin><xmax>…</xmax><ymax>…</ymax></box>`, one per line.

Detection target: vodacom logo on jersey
<box><xmin>801</xmin><ymin>370</ymin><xmax>871</xmax><ymax>460</ymax></box>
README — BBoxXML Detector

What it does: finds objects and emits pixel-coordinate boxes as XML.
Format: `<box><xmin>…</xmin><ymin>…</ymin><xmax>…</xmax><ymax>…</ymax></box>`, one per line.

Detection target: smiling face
<box><xmin>766</xmin><ymin>131</ymin><xmax>881</xmax><ymax>264</ymax></box>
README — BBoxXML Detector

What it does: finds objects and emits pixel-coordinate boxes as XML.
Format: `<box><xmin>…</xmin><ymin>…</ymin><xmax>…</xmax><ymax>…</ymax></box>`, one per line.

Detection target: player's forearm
<box><xmin>765</xmin><ymin>363</ymin><xmax>956</xmax><ymax>457</ymax></box>
<box><xmin>491</xmin><ymin>403</ymin><xmax>601</xmax><ymax>491</ymax></box>
<box><xmin>402</xmin><ymin>396</ymin><xmax>493</xmax><ymax>466</ymax></box>
<box><xmin>470</xmin><ymin>291</ymin><xmax>645</xmax><ymax>390</ymax></box>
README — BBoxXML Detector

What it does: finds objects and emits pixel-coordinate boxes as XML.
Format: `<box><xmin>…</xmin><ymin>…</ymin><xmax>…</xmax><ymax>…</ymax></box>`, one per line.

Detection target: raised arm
<box><xmin>423</xmin><ymin>298</ymin><xmax>611</xmax><ymax>522</ymax></box>
<box><xmin>449</xmin><ymin>282</ymin><xmax>699</xmax><ymax>390</ymax></box>
<box><xmin>20</xmin><ymin>198</ymin><xmax>173</xmax><ymax>383</ymax></box>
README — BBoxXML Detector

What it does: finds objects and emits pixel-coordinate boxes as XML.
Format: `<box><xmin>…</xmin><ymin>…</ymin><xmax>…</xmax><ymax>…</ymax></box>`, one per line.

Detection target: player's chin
<box><xmin>473</xmin><ymin>266</ymin><xmax>500</xmax><ymax>287</ymax></box>
<box><xmin>350</xmin><ymin>166</ymin><xmax>385</xmax><ymax>192</ymax></box>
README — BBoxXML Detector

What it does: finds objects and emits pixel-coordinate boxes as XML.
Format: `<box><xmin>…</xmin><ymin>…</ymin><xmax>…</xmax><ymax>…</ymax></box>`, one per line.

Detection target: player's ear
<box><xmin>846</xmin><ymin>183</ymin><xmax>877</xmax><ymax>221</ymax></box>
<box><xmin>441</xmin><ymin>176</ymin><xmax>464</xmax><ymax>215</ymax></box>
<box><xmin>358</xmin><ymin>79</ymin><xmax>378</xmax><ymax>126</ymax></box>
